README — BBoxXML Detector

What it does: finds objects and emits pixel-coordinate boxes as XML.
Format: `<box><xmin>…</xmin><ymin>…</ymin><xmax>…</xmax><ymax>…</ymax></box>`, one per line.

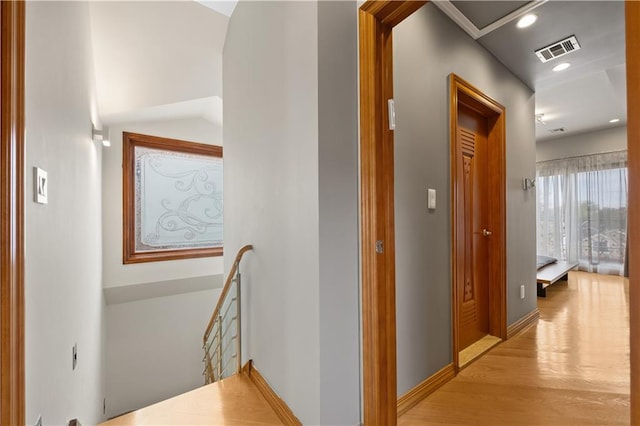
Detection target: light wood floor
<box><xmin>399</xmin><ymin>271</ymin><xmax>630</xmax><ymax>425</ymax></box>
<box><xmin>100</xmin><ymin>373</ymin><xmax>282</xmax><ymax>426</ymax></box>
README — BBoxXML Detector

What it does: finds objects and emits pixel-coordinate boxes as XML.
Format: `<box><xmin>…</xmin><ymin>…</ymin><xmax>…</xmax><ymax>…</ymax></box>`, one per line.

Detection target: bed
<box><xmin>536</xmin><ymin>256</ymin><xmax>578</xmax><ymax>297</ymax></box>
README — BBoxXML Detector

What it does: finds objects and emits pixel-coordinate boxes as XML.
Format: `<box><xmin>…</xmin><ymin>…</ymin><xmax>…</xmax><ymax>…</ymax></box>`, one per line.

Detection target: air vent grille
<box><xmin>535</xmin><ymin>36</ymin><xmax>581</xmax><ymax>63</ymax></box>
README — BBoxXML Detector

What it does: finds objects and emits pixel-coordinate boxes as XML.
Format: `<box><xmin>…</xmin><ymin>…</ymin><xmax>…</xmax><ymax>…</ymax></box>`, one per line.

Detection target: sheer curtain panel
<box><xmin>536</xmin><ymin>150</ymin><xmax>628</xmax><ymax>276</ymax></box>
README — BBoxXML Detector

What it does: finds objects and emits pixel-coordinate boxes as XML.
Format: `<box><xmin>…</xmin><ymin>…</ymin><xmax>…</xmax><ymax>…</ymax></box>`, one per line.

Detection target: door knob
<box><xmin>482</xmin><ymin>229</ymin><xmax>492</xmax><ymax>237</ymax></box>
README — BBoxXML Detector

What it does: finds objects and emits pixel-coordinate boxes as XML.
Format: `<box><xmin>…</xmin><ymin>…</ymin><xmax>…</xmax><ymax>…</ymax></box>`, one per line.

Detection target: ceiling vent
<box><xmin>548</xmin><ymin>127</ymin><xmax>566</xmax><ymax>134</ymax></box>
<box><xmin>535</xmin><ymin>36</ymin><xmax>581</xmax><ymax>63</ymax></box>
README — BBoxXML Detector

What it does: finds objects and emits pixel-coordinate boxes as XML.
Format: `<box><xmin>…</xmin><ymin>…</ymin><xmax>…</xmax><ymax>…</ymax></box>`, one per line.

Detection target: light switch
<box><xmin>34</xmin><ymin>167</ymin><xmax>48</xmax><ymax>204</ymax></box>
<box><xmin>428</xmin><ymin>188</ymin><xmax>436</xmax><ymax>210</ymax></box>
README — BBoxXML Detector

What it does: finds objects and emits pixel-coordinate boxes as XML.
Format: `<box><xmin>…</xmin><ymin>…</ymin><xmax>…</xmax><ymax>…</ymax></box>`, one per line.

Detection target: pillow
<box><xmin>537</xmin><ymin>255</ymin><xmax>558</xmax><ymax>270</ymax></box>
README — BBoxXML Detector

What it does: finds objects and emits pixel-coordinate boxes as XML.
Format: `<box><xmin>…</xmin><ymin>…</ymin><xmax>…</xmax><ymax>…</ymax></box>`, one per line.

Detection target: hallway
<box><xmin>399</xmin><ymin>271</ymin><xmax>629</xmax><ymax>425</ymax></box>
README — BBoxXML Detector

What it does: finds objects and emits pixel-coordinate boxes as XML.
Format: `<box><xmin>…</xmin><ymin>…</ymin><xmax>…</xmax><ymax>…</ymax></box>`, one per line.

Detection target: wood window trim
<box><xmin>122</xmin><ymin>132</ymin><xmax>223</xmax><ymax>264</ymax></box>
<box><xmin>0</xmin><ymin>1</ymin><xmax>25</xmax><ymax>423</ymax></box>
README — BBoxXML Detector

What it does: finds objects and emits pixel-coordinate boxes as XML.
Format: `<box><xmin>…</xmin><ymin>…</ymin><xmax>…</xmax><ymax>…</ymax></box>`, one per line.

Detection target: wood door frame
<box><xmin>449</xmin><ymin>74</ymin><xmax>507</xmax><ymax>371</ymax></box>
<box><xmin>360</xmin><ymin>1</ymin><xmax>638</xmax><ymax>425</ymax></box>
<box><xmin>626</xmin><ymin>3</ymin><xmax>639</xmax><ymax>424</ymax></box>
<box><xmin>0</xmin><ymin>0</ymin><xmax>25</xmax><ymax>424</ymax></box>
<box><xmin>359</xmin><ymin>2</ymin><xmax>426</xmax><ymax>424</ymax></box>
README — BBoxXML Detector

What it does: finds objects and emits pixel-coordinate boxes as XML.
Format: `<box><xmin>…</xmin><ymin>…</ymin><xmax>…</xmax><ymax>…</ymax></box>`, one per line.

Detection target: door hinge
<box><xmin>375</xmin><ymin>240</ymin><xmax>384</xmax><ymax>254</ymax></box>
<box><xmin>388</xmin><ymin>99</ymin><xmax>396</xmax><ymax>130</ymax></box>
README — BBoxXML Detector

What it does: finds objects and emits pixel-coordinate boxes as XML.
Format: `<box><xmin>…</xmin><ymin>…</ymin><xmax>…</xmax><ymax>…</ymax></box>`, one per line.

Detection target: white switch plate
<box><xmin>72</xmin><ymin>343</ymin><xmax>77</xmax><ymax>370</ymax></box>
<box><xmin>428</xmin><ymin>188</ymin><xmax>436</xmax><ymax>210</ymax></box>
<box><xmin>388</xmin><ymin>99</ymin><xmax>396</xmax><ymax>130</ymax></box>
<box><xmin>34</xmin><ymin>167</ymin><xmax>48</xmax><ymax>204</ymax></box>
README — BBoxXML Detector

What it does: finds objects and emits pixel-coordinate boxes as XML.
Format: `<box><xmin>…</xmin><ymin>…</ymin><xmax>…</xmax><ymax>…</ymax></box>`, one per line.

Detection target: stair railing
<box><xmin>202</xmin><ymin>244</ymin><xmax>253</xmax><ymax>384</ymax></box>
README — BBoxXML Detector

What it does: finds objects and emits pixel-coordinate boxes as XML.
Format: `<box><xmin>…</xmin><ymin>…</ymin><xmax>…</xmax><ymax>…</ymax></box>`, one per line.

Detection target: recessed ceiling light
<box><xmin>609</xmin><ymin>118</ymin><xmax>620</xmax><ymax>123</ymax></box>
<box><xmin>517</xmin><ymin>14</ymin><xmax>537</xmax><ymax>29</ymax></box>
<box><xmin>552</xmin><ymin>62</ymin><xmax>571</xmax><ymax>72</ymax></box>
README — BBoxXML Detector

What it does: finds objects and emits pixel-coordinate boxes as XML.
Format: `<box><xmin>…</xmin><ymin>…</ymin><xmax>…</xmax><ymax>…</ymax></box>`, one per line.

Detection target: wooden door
<box><xmin>456</xmin><ymin>104</ymin><xmax>490</xmax><ymax>350</ymax></box>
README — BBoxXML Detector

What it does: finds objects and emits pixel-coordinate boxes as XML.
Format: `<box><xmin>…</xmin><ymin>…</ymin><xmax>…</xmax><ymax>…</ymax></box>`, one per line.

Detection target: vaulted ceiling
<box><xmin>89</xmin><ymin>1</ymin><xmax>229</xmax><ymax>127</ymax></box>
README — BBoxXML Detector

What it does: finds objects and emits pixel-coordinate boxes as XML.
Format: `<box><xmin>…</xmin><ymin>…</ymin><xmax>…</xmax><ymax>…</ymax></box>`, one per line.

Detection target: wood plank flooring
<box><xmin>101</xmin><ymin>373</ymin><xmax>282</xmax><ymax>426</ymax></box>
<box><xmin>399</xmin><ymin>271</ymin><xmax>630</xmax><ymax>425</ymax></box>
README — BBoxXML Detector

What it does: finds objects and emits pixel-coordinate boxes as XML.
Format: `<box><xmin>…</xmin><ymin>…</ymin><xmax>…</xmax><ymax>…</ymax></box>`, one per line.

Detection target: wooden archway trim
<box><xmin>359</xmin><ymin>1</ymin><xmax>426</xmax><ymax>425</ymax></box>
<box><xmin>1</xmin><ymin>0</ymin><xmax>25</xmax><ymax>423</ymax></box>
<box><xmin>626</xmin><ymin>3</ymin><xmax>640</xmax><ymax>424</ymax></box>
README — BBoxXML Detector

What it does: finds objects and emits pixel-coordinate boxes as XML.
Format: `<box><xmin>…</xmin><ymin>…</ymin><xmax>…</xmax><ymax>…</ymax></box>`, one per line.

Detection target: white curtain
<box><xmin>536</xmin><ymin>150</ymin><xmax>628</xmax><ymax>276</ymax></box>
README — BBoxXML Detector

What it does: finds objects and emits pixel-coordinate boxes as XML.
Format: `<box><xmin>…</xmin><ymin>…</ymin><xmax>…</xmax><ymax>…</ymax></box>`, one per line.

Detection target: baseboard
<box><xmin>397</xmin><ymin>363</ymin><xmax>456</xmax><ymax>416</ymax></box>
<box><xmin>242</xmin><ymin>361</ymin><xmax>302</xmax><ymax>425</ymax></box>
<box><xmin>507</xmin><ymin>308</ymin><xmax>540</xmax><ymax>339</ymax></box>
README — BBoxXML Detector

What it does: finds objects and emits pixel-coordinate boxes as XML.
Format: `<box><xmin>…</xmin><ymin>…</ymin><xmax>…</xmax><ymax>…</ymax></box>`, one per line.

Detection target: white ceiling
<box><xmin>89</xmin><ymin>1</ymin><xmax>229</xmax><ymax>126</ymax></box>
<box><xmin>195</xmin><ymin>0</ymin><xmax>238</xmax><ymax>17</ymax></box>
<box><xmin>434</xmin><ymin>0</ymin><xmax>626</xmax><ymax>142</ymax></box>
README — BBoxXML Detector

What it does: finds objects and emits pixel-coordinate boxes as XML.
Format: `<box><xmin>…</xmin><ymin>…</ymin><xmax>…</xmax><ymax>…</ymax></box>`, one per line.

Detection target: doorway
<box><xmin>450</xmin><ymin>74</ymin><xmax>506</xmax><ymax>369</ymax></box>
<box><xmin>359</xmin><ymin>2</ymin><xmax>640</xmax><ymax>425</ymax></box>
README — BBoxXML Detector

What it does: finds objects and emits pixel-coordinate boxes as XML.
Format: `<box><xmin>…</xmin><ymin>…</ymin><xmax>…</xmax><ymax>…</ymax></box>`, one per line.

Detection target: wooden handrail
<box><xmin>203</xmin><ymin>245</ymin><xmax>253</xmax><ymax>345</ymax></box>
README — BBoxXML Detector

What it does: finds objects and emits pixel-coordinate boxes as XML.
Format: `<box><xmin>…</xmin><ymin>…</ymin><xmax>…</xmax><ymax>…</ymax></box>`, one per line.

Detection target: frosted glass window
<box><xmin>136</xmin><ymin>146</ymin><xmax>223</xmax><ymax>250</ymax></box>
<box><xmin>123</xmin><ymin>132</ymin><xmax>223</xmax><ymax>263</ymax></box>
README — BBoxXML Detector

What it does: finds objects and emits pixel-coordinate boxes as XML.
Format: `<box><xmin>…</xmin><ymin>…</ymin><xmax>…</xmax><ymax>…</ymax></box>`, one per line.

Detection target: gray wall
<box><xmin>536</xmin><ymin>125</ymin><xmax>627</xmax><ymax>161</ymax></box>
<box><xmin>224</xmin><ymin>1</ymin><xmax>360</xmax><ymax>424</ymax></box>
<box><xmin>393</xmin><ymin>3</ymin><xmax>537</xmax><ymax>396</ymax></box>
<box><xmin>318</xmin><ymin>2</ymin><xmax>360</xmax><ymax>424</ymax></box>
<box><xmin>224</xmin><ymin>2</ymin><xmax>321</xmax><ymax>423</ymax></box>
<box><xmin>25</xmin><ymin>2</ymin><xmax>106</xmax><ymax>424</ymax></box>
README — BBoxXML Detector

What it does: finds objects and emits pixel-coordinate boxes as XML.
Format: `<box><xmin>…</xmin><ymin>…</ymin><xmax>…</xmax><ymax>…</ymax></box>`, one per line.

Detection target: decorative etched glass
<box><xmin>135</xmin><ymin>146</ymin><xmax>223</xmax><ymax>252</ymax></box>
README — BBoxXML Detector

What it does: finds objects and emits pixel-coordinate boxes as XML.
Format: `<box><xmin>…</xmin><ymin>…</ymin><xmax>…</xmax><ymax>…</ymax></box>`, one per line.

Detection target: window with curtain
<box><xmin>536</xmin><ymin>150</ymin><xmax>628</xmax><ymax>276</ymax></box>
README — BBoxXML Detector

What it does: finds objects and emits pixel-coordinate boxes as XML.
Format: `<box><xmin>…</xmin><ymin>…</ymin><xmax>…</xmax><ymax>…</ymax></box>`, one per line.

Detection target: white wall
<box><xmin>101</xmin><ymin>117</ymin><xmax>225</xmax><ymax>415</ymax></box>
<box><xmin>536</xmin><ymin>125</ymin><xmax>627</xmax><ymax>161</ymax></box>
<box><xmin>102</xmin><ymin>117</ymin><xmax>224</xmax><ymax>290</ymax></box>
<box><xmin>25</xmin><ymin>2</ymin><xmax>106</xmax><ymax>424</ymax></box>
<box><xmin>224</xmin><ymin>2</ymin><xmax>361</xmax><ymax>424</ymax></box>
<box><xmin>105</xmin><ymin>288</ymin><xmax>221</xmax><ymax>418</ymax></box>
<box><xmin>393</xmin><ymin>3</ymin><xmax>537</xmax><ymax>395</ymax></box>
<box><xmin>224</xmin><ymin>2</ymin><xmax>321</xmax><ymax>423</ymax></box>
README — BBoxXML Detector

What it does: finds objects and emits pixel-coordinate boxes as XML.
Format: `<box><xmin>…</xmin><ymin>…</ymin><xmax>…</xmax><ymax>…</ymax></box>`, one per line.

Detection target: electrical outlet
<box><xmin>72</xmin><ymin>343</ymin><xmax>77</xmax><ymax>370</ymax></box>
<box><xmin>520</xmin><ymin>285</ymin><xmax>525</xmax><ymax>300</ymax></box>
<box><xmin>35</xmin><ymin>415</ymin><xmax>42</xmax><ymax>426</ymax></box>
